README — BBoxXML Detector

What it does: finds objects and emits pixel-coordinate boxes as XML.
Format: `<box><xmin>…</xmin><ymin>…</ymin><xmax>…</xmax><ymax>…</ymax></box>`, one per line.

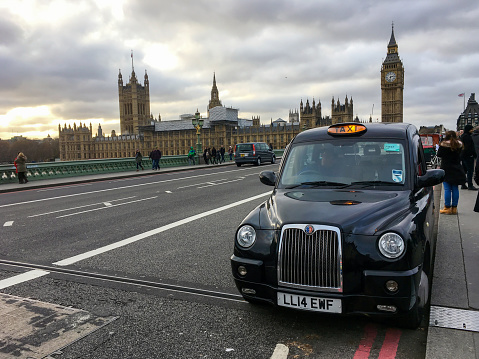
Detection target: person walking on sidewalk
<box><xmin>14</xmin><ymin>152</ymin><xmax>28</xmax><ymax>184</ymax></box>
<box><xmin>135</xmin><ymin>150</ymin><xmax>144</xmax><ymax>171</ymax></box>
<box><xmin>460</xmin><ymin>124</ymin><xmax>477</xmax><ymax>190</ymax></box>
<box><xmin>188</xmin><ymin>146</ymin><xmax>196</xmax><ymax>165</ymax></box>
<box><xmin>475</xmin><ymin>156</ymin><xmax>479</xmax><ymax>212</ymax></box>
<box><xmin>149</xmin><ymin>147</ymin><xmax>161</xmax><ymax>170</ymax></box>
<box><xmin>437</xmin><ymin>131</ymin><xmax>466</xmax><ymax>214</ymax></box>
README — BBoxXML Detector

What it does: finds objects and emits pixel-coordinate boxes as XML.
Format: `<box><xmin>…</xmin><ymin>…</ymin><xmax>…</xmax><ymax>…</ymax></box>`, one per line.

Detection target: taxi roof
<box><xmin>292</xmin><ymin>122</ymin><xmax>415</xmax><ymax>144</ymax></box>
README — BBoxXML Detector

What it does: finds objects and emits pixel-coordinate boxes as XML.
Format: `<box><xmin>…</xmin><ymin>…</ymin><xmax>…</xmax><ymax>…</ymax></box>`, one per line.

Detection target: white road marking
<box><xmin>197</xmin><ymin>177</ymin><xmax>245</xmax><ymax>189</ymax></box>
<box><xmin>37</xmin><ymin>183</ymin><xmax>92</xmax><ymax>191</ymax></box>
<box><xmin>165</xmin><ymin>190</ymin><xmax>172</xmax><ymax>193</ymax></box>
<box><xmin>28</xmin><ymin>196</ymin><xmax>137</xmax><ymax>218</ymax></box>
<box><xmin>103</xmin><ymin>202</ymin><xmax>112</xmax><ymax>206</ymax></box>
<box><xmin>56</xmin><ymin>196</ymin><xmax>158</xmax><ymax>218</ymax></box>
<box><xmin>0</xmin><ymin>168</ymin><xmax>258</xmax><ymax>209</ymax></box>
<box><xmin>270</xmin><ymin>344</ymin><xmax>289</xmax><ymax>359</ymax></box>
<box><xmin>3</xmin><ymin>221</ymin><xmax>14</xmax><ymax>227</ymax></box>
<box><xmin>53</xmin><ymin>191</ymin><xmax>271</xmax><ymax>266</ymax></box>
<box><xmin>0</xmin><ymin>270</ymin><xmax>50</xmax><ymax>290</ymax></box>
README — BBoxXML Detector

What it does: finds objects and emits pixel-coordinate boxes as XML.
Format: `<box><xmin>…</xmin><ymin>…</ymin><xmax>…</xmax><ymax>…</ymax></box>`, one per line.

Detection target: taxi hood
<box><xmin>258</xmin><ymin>189</ymin><xmax>412</xmax><ymax>235</ymax></box>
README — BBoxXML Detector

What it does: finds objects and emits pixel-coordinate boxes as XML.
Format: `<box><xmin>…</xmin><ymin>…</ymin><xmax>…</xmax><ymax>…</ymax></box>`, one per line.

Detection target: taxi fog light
<box><xmin>377</xmin><ymin>305</ymin><xmax>397</xmax><ymax>313</ymax></box>
<box><xmin>386</xmin><ymin>280</ymin><xmax>399</xmax><ymax>293</ymax></box>
<box><xmin>378</xmin><ymin>233</ymin><xmax>405</xmax><ymax>259</ymax></box>
<box><xmin>238</xmin><ymin>266</ymin><xmax>247</xmax><ymax>276</ymax></box>
<box><xmin>242</xmin><ymin>288</ymin><xmax>256</xmax><ymax>295</ymax></box>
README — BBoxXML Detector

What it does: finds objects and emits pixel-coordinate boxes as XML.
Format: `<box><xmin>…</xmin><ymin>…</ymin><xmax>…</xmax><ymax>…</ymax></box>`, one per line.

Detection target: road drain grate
<box><xmin>430</xmin><ymin>306</ymin><xmax>479</xmax><ymax>332</ymax></box>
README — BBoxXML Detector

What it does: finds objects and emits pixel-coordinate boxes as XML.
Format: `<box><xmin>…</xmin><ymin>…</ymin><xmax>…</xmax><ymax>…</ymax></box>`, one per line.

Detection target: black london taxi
<box><xmin>231</xmin><ymin>122</ymin><xmax>445</xmax><ymax>328</ymax></box>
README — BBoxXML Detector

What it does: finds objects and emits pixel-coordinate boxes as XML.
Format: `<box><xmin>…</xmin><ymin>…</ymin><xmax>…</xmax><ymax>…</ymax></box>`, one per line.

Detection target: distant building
<box><xmin>457</xmin><ymin>93</ymin><xmax>479</xmax><ymax>131</ymax></box>
<box><xmin>61</xmin><ymin>25</ymin><xmax>405</xmax><ymax>161</ymax></box>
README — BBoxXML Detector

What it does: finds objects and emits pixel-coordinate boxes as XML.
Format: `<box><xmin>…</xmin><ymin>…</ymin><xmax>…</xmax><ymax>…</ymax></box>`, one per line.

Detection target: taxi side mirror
<box><xmin>259</xmin><ymin>171</ymin><xmax>277</xmax><ymax>186</ymax></box>
<box><xmin>416</xmin><ymin>169</ymin><xmax>445</xmax><ymax>188</ymax></box>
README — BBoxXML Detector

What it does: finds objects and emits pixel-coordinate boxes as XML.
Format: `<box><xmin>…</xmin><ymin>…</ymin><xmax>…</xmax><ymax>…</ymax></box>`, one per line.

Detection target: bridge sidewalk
<box><xmin>0</xmin><ymin>161</ymin><xmax>235</xmax><ymax>194</ymax></box>
<box><xmin>426</xmin><ymin>186</ymin><xmax>479</xmax><ymax>358</ymax></box>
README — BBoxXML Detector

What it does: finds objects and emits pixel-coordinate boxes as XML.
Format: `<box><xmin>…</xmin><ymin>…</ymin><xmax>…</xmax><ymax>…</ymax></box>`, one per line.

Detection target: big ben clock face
<box><xmin>385</xmin><ymin>71</ymin><xmax>396</xmax><ymax>82</ymax></box>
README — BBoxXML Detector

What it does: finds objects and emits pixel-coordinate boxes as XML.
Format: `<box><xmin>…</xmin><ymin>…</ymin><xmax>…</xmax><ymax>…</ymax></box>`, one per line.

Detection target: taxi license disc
<box><xmin>277</xmin><ymin>292</ymin><xmax>341</xmax><ymax>313</ymax></box>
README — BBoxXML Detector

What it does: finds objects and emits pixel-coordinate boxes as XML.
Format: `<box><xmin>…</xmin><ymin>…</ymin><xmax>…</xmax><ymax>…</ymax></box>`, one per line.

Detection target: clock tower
<box><xmin>381</xmin><ymin>24</ymin><xmax>404</xmax><ymax>122</ymax></box>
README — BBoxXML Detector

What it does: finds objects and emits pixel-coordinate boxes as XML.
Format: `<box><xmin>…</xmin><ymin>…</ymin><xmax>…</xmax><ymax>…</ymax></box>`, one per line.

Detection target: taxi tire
<box><xmin>255</xmin><ymin>157</ymin><xmax>261</xmax><ymax>166</ymax></box>
<box><xmin>236</xmin><ymin>163</ymin><xmax>242</xmax><ymax>167</ymax></box>
<box><xmin>271</xmin><ymin>156</ymin><xmax>276</xmax><ymax>164</ymax></box>
<box><xmin>399</xmin><ymin>270</ymin><xmax>429</xmax><ymax>329</ymax></box>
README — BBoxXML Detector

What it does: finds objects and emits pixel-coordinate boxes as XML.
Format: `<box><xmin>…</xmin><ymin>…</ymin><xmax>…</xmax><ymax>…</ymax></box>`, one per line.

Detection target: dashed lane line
<box><xmin>56</xmin><ymin>196</ymin><xmax>158</xmax><ymax>218</ymax></box>
<box><xmin>27</xmin><ymin>196</ymin><xmax>137</xmax><ymax>218</ymax></box>
<box><xmin>3</xmin><ymin>221</ymin><xmax>14</xmax><ymax>226</ymax></box>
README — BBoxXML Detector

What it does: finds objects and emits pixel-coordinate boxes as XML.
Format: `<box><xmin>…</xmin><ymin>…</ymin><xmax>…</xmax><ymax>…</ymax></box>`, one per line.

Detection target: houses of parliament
<box><xmin>59</xmin><ymin>27</ymin><xmax>404</xmax><ymax>161</ymax></box>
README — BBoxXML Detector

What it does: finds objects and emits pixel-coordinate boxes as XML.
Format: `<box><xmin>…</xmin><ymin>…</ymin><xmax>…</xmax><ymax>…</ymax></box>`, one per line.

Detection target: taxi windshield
<box><xmin>279</xmin><ymin>139</ymin><xmax>407</xmax><ymax>188</ymax></box>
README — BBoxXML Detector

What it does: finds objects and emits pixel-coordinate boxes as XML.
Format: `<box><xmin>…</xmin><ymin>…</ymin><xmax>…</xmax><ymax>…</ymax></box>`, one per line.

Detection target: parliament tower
<box><xmin>381</xmin><ymin>24</ymin><xmax>404</xmax><ymax>122</ymax></box>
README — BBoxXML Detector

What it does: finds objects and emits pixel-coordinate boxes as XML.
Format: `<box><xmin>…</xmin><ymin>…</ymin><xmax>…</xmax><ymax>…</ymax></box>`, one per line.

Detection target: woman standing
<box><xmin>437</xmin><ymin>131</ymin><xmax>466</xmax><ymax>214</ymax></box>
<box><xmin>14</xmin><ymin>152</ymin><xmax>28</xmax><ymax>184</ymax></box>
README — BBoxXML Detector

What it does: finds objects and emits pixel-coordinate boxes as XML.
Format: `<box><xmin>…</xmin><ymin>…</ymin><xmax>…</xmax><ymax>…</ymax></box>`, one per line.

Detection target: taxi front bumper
<box><xmin>231</xmin><ymin>255</ymin><xmax>421</xmax><ymax>316</ymax></box>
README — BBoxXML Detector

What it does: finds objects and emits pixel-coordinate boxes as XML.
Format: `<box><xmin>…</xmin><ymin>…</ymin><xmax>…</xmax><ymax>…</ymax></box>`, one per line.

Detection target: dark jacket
<box><xmin>472</xmin><ymin>129</ymin><xmax>479</xmax><ymax>157</ymax></box>
<box><xmin>14</xmin><ymin>155</ymin><xmax>27</xmax><ymax>172</ymax></box>
<box><xmin>437</xmin><ymin>140</ymin><xmax>466</xmax><ymax>185</ymax></box>
<box><xmin>135</xmin><ymin>151</ymin><xmax>143</xmax><ymax>163</ymax></box>
<box><xmin>150</xmin><ymin>149</ymin><xmax>162</xmax><ymax>160</ymax></box>
<box><xmin>460</xmin><ymin>131</ymin><xmax>476</xmax><ymax>158</ymax></box>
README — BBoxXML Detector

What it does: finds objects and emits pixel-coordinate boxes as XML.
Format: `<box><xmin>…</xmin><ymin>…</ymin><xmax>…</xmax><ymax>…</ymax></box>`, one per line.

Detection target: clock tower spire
<box><xmin>381</xmin><ymin>23</ymin><xmax>404</xmax><ymax>122</ymax></box>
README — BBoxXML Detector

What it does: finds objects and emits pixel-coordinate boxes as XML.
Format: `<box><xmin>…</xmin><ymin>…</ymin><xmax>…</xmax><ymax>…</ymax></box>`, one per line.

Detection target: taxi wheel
<box><xmin>398</xmin><ymin>270</ymin><xmax>429</xmax><ymax>329</ymax></box>
<box><xmin>236</xmin><ymin>163</ymin><xmax>242</xmax><ymax>167</ymax></box>
<box><xmin>255</xmin><ymin>157</ymin><xmax>261</xmax><ymax>166</ymax></box>
<box><xmin>271</xmin><ymin>156</ymin><xmax>276</xmax><ymax>164</ymax></box>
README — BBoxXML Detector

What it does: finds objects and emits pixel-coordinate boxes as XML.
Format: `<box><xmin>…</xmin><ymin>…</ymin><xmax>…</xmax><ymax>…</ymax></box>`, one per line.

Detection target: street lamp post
<box><xmin>192</xmin><ymin>111</ymin><xmax>204</xmax><ymax>164</ymax></box>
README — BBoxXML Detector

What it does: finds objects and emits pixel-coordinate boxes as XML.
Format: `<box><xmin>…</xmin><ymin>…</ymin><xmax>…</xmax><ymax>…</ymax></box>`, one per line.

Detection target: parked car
<box><xmin>234</xmin><ymin>142</ymin><xmax>275</xmax><ymax>167</ymax></box>
<box><xmin>231</xmin><ymin>122</ymin><xmax>444</xmax><ymax>328</ymax></box>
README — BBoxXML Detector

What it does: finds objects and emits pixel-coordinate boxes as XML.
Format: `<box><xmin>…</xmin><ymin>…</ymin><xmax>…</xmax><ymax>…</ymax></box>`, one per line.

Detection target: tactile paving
<box><xmin>430</xmin><ymin>306</ymin><xmax>479</xmax><ymax>332</ymax></box>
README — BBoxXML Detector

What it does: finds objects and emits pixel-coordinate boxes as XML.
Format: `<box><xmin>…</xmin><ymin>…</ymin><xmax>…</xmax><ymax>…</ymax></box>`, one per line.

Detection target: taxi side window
<box><xmin>416</xmin><ymin>140</ymin><xmax>427</xmax><ymax>176</ymax></box>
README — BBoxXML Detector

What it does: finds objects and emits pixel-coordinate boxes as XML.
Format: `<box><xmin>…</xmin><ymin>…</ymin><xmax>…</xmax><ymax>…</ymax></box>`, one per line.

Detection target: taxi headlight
<box><xmin>378</xmin><ymin>233</ymin><xmax>404</xmax><ymax>259</ymax></box>
<box><xmin>237</xmin><ymin>225</ymin><xmax>256</xmax><ymax>248</ymax></box>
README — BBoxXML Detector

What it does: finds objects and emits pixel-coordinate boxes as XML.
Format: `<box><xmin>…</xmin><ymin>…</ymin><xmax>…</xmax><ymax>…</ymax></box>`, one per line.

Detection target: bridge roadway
<box><xmin>0</xmin><ymin>162</ymin><xmax>476</xmax><ymax>358</ymax></box>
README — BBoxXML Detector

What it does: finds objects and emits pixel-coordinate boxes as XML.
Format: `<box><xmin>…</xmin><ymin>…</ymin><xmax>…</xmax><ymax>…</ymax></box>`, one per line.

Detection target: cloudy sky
<box><xmin>0</xmin><ymin>0</ymin><xmax>478</xmax><ymax>140</ymax></box>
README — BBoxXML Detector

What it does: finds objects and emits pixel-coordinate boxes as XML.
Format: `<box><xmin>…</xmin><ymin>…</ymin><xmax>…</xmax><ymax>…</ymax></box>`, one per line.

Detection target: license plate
<box><xmin>277</xmin><ymin>292</ymin><xmax>341</xmax><ymax>313</ymax></box>
<box><xmin>240</xmin><ymin>153</ymin><xmax>246</xmax><ymax>157</ymax></box>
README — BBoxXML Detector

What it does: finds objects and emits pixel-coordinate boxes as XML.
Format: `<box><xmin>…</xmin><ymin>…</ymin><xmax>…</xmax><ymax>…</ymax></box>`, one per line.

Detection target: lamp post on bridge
<box><xmin>192</xmin><ymin>110</ymin><xmax>204</xmax><ymax>164</ymax></box>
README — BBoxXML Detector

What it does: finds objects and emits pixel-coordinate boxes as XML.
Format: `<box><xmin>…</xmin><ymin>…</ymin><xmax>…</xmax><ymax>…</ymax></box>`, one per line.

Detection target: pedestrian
<box><xmin>228</xmin><ymin>146</ymin><xmax>234</xmax><ymax>161</ymax></box>
<box><xmin>211</xmin><ymin>147</ymin><xmax>217</xmax><ymax>164</ymax></box>
<box><xmin>269</xmin><ymin>143</ymin><xmax>273</xmax><ymax>151</ymax></box>
<box><xmin>188</xmin><ymin>146</ymin><xmax>196</xmax><ymax>165</ymax></box>
<box><xmin>220</xmin><ymin>145</ymin><xmax>225</xmax><ymax>163</ymax></box>
<box><xmin>474</xmin><ymin>158</ymin><xmax>479</xmax><ymax>212</ymax></box>
<box><xmin>203</xmin><ymin>148</ymin><xmax>209</xmax><ymax>164</ymax></box>
<box><xmin>149</xmin><ymin>148</ymin><xmax>161</xmax><ymax>170</ymax></box>
<box><xmin>437</xmin><ymin>131</ymin><xmax>466</xmax><ymax>214</ymax></box>
<box><xmin>471</xmin><ymin>125</ymin><xmax>479</xmax><ymax>157</ymax></box>
<box><xmin>135</xmin><ymin>149</ymin><xmax>144</xmax><ymax>171</ymax></box>
<box><xmin>14</xmin><ymin>152</ymin><xmax>28</xmax><ymax>184</ymax></box>
<box><xmin>460</xmin><ymin>124</ymin><xmax>477</xmax><ymax>190</ymax></box>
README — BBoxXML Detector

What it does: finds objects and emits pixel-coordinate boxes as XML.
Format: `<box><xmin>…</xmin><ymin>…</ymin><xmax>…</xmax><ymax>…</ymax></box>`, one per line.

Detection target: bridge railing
<box><xmin>0</xmin><ymin>150</ymin><xmax>284</xmax><ymax>184</ymax></box>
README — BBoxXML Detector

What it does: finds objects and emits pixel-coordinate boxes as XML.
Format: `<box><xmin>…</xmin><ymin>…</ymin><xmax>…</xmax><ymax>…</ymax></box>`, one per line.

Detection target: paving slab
<box><xmin>0</xmin><ymin>293</ymin><xmax>116</xmax><ymax>359</ymax></box>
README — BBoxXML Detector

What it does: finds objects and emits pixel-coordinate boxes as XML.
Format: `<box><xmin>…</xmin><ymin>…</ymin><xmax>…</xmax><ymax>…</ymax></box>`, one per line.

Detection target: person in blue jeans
<box><xmin>437</xmin><ymin>131</ymin><xmax>466</xmax><ymax>214</ymax></box>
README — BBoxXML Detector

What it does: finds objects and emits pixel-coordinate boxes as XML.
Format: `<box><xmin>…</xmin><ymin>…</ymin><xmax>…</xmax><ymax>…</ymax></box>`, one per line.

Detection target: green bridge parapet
<box><xmin>0</xmin><ymin>150</ymin><xmax>284</xmax><ymax>185</ymax></box>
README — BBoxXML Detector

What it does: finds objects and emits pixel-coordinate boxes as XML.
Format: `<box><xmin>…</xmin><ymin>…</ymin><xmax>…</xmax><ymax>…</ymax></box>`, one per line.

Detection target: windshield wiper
<box><xmin>343</xmin><ymin>180</ymin><xmax>399</xmax><ymax>188</ymax></box>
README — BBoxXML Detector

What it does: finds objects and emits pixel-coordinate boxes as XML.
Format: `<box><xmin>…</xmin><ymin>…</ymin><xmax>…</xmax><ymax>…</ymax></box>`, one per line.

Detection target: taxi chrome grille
<box><xmin>278</xmin><ymin>225</ymin><xmax>342</xmax><ymax>292</ymax></box>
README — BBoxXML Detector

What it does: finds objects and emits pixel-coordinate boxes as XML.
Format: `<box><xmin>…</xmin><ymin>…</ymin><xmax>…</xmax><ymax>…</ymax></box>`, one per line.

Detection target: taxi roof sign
<box><xmin>327</xmin><ymin>123</ymin><xmax>367</xmax><ymax>136</ymax></box>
